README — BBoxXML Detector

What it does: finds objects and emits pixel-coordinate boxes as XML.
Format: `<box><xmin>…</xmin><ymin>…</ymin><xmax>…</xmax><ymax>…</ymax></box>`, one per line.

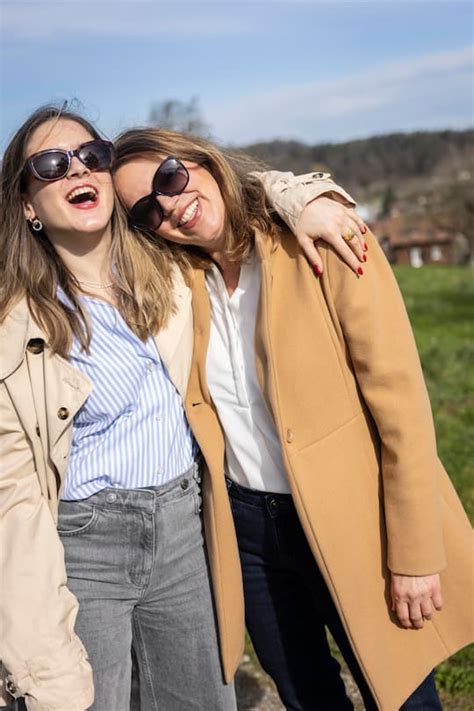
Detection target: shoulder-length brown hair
<box><xmin>113</xmin><ymin>128</ymin><xmax>279</xmax><ymax>264</ymax></box>
<box><xmin>0</xmin><ymin>105</ymin><xmax>189</xmax><ymax>357</ymax></box>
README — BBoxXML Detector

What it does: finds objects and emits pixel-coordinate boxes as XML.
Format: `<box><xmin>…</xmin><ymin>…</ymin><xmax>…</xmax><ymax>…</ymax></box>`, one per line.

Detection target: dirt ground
<box><xmin>235</xmin><ymin>654</ymin><xmax>364</xmax><ymax>710</ymax></box>
<box><xmin>235</xmin><ymin>655</ymin><xmax>472</xmax><ymax>710</ymax></box>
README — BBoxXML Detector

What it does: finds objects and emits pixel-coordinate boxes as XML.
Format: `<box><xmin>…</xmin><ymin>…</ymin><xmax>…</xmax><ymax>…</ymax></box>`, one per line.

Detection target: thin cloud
<box><xmin>1</xmin><ymin>1</ymin><xmax>258</xmax><ymax>41</ymax></box>
<box><xmin>209</xmin><ymin>46</ymin><xmax>474</xmax><ymax>143</ymax></box>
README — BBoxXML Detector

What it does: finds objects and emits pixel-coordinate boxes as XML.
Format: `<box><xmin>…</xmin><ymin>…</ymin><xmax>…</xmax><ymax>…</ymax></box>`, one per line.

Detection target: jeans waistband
<box><xmin>226</xmin><ymin>477</ymin><xmax>294</xmax><ymax>517</ymax></box>
<box><xmin>66</xmin><ymin>462</ymin><xmax>201</xmax><ymax>513</ymax></box>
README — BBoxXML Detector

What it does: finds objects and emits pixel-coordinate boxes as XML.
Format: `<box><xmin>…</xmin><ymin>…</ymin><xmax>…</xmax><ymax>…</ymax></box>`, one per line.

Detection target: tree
<box><xmin>148</xmin><ymin>97</ymin><xmax>210</xmax><ymax>136</ymax></box>
<box><xmin>381</xmin><ymin>185</ymin><xmax>396</xmax><ymax>218</ymax></box>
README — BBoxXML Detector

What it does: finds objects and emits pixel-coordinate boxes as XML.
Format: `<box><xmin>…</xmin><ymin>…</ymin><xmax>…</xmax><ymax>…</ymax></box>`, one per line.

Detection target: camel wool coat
<box><xmin>184</xmin><ymin>227</ymin><xmax>473</xmax><ymax>711</ymax></box>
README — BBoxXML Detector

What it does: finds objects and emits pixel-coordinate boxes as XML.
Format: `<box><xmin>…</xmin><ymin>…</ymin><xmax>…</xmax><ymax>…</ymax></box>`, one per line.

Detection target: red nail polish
<box><xmin>357</xmin><ymin>267</ymin><xmax>364</xmax><ymax>276</ymax></box>
<box><xmin>313</xmin><ymin>265</ymin><xmax>322</xmax><ymax>277</ymax></box>
<box><xmin>364</xmin><ymin>242</ymin><xmax>368</xmax><ymax>251</ymax></box>
<box><xmin>362</xmin><ymin>254</ymin><xmax>367</xmax><ymax>262</ymax></box>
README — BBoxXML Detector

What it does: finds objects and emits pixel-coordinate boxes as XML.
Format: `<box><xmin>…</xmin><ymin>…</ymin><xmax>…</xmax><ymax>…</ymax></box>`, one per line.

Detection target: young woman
<box><xmin>113</xmin><ymin>128</ymin><xmax>473</xmax><ymax>711</ymax></box>
<box><xmin>0</xmin><ymin>105</ymin><xmax>365</xmax><ymax>711</ymax></box>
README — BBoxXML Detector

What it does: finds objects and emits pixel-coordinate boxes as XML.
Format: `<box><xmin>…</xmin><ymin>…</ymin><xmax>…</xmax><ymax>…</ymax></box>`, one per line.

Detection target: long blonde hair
<box><xmin>113</xmin><ymin>127</ymin><xmax>279</xmax><ymax>264</ymax></box>
<box><xmin>0</xmin><ymin>105</ymin><xmax>188</xmax><ymax>357</ymax></box>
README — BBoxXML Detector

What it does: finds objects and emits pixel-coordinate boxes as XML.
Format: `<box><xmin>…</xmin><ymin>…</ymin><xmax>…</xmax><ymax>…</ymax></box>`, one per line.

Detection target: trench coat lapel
<box><xmin>153</xmin><ymin>266</ymin><xmax>193</xmax><ymax>400</ymax></box>
<box><xmin>0</xmin><ymin>299</ymin><xmax>93</xmax><ymax>478</ymax></box>
<box><xmin>43</xmin><ymin>353</ymin><xmax>92</xmax><ymax>451</ymax></box>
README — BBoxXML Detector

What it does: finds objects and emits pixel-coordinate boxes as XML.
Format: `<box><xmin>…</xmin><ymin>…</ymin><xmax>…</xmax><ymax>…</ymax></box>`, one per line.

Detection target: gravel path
<box><xmin>235</xmin><ymin>654</ymin><xmax>364</xmax><ymax>710</ymax></box>
<box><xmin>235</xmin><ymin>656</ymin><xmax>472</xmax><ymax>710</ymax></box>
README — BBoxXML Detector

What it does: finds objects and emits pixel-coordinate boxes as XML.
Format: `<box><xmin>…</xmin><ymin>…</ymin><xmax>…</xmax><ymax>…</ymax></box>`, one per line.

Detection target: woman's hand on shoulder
<box><xmin>295</xmin><ymin>196</ymin><xmax>368</xmax><ymax>277</ymax></box>
<box><xmin>390</xmin><ymin>573</ymin><xmax>443</xmax><ymax>629</ymax></box>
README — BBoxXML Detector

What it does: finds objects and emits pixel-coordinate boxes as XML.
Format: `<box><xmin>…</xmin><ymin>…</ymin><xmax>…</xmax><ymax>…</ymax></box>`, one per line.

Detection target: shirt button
<box><xmin>146</xmin><ymin>363</ymin><xmax>155</xmax><ymax>372</ymax></box>
<box><xmin>106</xmin><ymin>492</ymin><xmax>117</xmax><ymax>503</ymax></box>
<box><xmin>155</xmin><ymin>414</ymin><xmax>162</xmax><ymax>421</ymax></box>
<box><xmin>286</xmin><ymin>429</ymin><xmax>294</xmax><ymax>443</ymax></box>
<box><xmin>57</xmin><ymin>407</ymin><xmax>70</xmax><ymax>420</ymax></box>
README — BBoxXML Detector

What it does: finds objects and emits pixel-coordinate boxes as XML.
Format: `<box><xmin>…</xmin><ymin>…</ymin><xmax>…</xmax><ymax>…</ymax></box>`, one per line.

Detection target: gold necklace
<box><xmin>77</xmin><ymin>280</ymin><xmax>113</xmax><ymax>289</ymax></box>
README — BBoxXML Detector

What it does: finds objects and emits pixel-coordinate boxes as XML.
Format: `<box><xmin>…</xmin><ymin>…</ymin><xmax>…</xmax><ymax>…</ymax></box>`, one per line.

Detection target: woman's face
<box><xmin>114</xmin><ymin>157</ymin><xmax>227</xmax><ymax>254</ymax></box>
<box><xmin>22</xmin><ymin>119</ymin><xmax>115</xmax><ymax>246</ymax></box>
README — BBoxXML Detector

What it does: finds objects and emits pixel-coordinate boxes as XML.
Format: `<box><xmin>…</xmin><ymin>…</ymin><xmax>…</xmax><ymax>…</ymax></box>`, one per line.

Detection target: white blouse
<box><xmin>205</xmin><ymin>252</ymin><xmax>290</xmax><ymax>494</ymax></box>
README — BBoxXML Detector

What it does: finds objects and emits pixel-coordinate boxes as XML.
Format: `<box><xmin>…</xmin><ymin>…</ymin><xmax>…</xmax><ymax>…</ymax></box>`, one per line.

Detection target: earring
<box><xmin>29</xmin><ymin>217</ymin><xmax>43</xmax><ymax>232</ymax></box>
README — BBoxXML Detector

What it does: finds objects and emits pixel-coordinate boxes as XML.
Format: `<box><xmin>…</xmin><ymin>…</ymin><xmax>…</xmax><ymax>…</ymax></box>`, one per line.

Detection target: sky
<box><xmin>1</xmin><ymin>0</ymin><xmax>473</xmax><ymax>152</ymax></box>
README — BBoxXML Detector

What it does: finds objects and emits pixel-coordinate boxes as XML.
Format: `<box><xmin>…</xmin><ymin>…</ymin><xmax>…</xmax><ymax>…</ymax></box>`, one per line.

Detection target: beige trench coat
<box><xmin>0</xmin><ymin>269</ymin><xmax>193</xmax><ymax>710</ymax></box>
<box><xmin>184</xmin><ymin>227</ymin><xmax>473</xmax><ymax>711</ymax></box>
<box><xmin>0</xmin><ymin>172</ymin><xmax>351</xmax><ymax>709</ymax></box>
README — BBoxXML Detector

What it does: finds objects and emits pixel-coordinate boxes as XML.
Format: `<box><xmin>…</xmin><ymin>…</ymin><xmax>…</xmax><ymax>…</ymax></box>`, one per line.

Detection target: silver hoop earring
<box><xmin>30</xmin><ymin>218</ymin><xmax>43</xmax><ymax>232</ymax></box>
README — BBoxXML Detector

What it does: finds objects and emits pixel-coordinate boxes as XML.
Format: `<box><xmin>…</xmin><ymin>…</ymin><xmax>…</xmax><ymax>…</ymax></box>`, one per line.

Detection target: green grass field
<box><xmin>396</xmin><ymin>266</ymin><xmax>473</xmax><ymax>521</ymax></box>
<box><xmin>244</xmin><ymin>266</ymin><xmax>473</xmax><ymax>707</ymax></box>
<box><xmin>395</xmin><ymin>266</ymin><xmax>473</xmax><ymax>706</ymax></box>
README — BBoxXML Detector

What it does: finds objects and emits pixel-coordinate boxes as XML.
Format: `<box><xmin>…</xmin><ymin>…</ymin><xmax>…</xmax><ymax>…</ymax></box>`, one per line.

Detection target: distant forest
<box><xmin>239</xmin><ymin>129</ymin><xmax>474</xmax><ymax>193</ymax></box>
<box><xmin>147</xmin><ymin>101</ymin><xmax>473</xmax><ymax>197</ymax></box>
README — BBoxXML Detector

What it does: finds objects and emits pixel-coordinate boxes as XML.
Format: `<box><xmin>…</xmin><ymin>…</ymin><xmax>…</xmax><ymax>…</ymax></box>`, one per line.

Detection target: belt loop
<box><xmin>193</xmin><ymin>461</ymin><xmax>201</xmax><ymax>484</ymax></box>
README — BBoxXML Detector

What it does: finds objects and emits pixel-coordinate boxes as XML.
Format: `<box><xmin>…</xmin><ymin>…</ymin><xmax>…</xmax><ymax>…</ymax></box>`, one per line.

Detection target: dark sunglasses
<box><xmin>128</xmin><ymin>156</ymin><xmax>189</xmax><ymax>232</ymax></box>
<box><xmin>24</xmin><ymin>139</ymin><xmax>115</xmax><ymax>182</ymax></box>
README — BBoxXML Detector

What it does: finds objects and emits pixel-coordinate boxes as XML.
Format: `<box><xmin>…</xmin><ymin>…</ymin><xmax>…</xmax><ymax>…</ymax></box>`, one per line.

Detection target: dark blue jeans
<box><xmin>227</xmin><ymin>479</ymin><xmax>442</xmax><ymax>711</ymax></box>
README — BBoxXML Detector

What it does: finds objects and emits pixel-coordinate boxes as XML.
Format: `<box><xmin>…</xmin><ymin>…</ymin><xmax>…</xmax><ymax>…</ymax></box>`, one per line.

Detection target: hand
<box><xmin>391</xmin><ymin>573</ymin><xmax>443</xmax><ymax>629</ymax></box>
<box><xmin>295</xmin><ymin>196</ymin><xmax>368</xmax><ymax>276</ymax></box>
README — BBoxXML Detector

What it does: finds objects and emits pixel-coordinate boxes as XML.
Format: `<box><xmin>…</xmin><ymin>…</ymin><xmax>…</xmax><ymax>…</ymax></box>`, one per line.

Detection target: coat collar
<box><xmin>0</xmin><ymin>299</ymin><xmax>46</xmax><ymax>380</ymax></box>
<box><xmin>153</xmin><ymin>265</ymin><xmax>193</xmax><ymax>399</ymax></box>
<box><xmin>253</xmin><ymin>226</ymin><xmax>275</xmax><ymax>262</ymax></box>
<box><xmin>1</xmin><ymin>268</ymin><xmax>194</xmax><ymax>397</ymax></box>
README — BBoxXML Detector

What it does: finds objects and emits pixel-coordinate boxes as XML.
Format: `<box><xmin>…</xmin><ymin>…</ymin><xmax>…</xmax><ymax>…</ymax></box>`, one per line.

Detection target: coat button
<box><xmin>5</xmin><ymin>678</ymin><xmax>18</xmax><ymax>697</ymax></box>
<box><xmin>57</xmin><ymin>407</ymin><xmax>70</xmax><ymax>420</ymax></box>
<box><xmin>181</xmin><ymin>478</ymin><xmax>189</xmax><ymax>490</ymax></box>
<box><xmin>286</xmin><ymin>429</ymin><xmax>294</xmax><ymax>443</ymax></box>
<box><xmin>26</xmin><ymin>338</ymin><xmax>45</xmax><ymax>354</ymax></box>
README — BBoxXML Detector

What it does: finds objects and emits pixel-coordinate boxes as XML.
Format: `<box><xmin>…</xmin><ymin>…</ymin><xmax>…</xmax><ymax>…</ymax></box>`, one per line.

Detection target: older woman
<box><xmin>0</xmin><ymin>105</ymin><xmax>366</xmax><ymax>711</ymax></box>
<box><xmin>113</xmin><ymin>128</ymin><xmax>473</xmax><ymax>711</ymax></box>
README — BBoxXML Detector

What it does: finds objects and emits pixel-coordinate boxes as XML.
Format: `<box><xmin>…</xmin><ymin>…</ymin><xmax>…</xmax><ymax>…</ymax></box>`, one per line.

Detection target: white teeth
<box><xmin>67</xmin><ymin>186</ymin><xmax>98</xmax><ymax>202</ymax></box>
<box><xmin>178</xmin><ymin>199</ymin><xmax>198</xmax><ymax>226</ymax></box>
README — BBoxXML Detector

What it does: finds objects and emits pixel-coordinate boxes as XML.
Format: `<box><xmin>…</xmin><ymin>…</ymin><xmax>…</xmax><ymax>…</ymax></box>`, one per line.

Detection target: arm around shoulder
<box><xmin>254</xmin><ymin>170</ymin><xmax>356</xmax><ymax>232</ymax></box>
<box><xmin>0</xmin><ymin>382</ymin><xmax>94</xmax><ymax>710</ymax></box>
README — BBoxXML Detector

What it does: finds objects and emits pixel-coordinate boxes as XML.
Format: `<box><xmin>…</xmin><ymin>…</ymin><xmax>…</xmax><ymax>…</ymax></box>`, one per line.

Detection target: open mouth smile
<box><xmin>66</xmin><ymin>184</ymin><xmax>99</xmax><ymax>209</ymax></box>
<box><xmin>178</xmin><ymin>198</ymin><xmax>199</xmax><ymax>227</ymax></box>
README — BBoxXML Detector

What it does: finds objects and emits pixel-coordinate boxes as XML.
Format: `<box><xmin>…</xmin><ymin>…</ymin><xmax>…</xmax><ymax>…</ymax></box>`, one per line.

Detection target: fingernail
<box><xmin>362</xmin><ymin>254</ymin><xmax>367</xmax><ymax>262</ymax></box>
<box><xmin>364</xmin><ymin>242</ymin><xmax>369</xmax><ymax>251</ymax></box>
<box><xmin>313</xmin><ymin>265</ymin><xmax>322</xmax><ymax>277</ymax></box>
<box><xmin>362</xmin><ymin>226</ymin><xmax>367</xmax><ymax>234</ymax></box>
<box><xmin>357</xmin><ymin>267</ymin><xmax>364</xmax><ymax>276</ymax></box>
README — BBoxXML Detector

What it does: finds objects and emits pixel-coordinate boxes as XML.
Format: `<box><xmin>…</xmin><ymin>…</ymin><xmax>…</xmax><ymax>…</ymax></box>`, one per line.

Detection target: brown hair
<box><xmin>113</xmin><ymin>127</ymin><xmax>279</xmax><ymax>264</ymax></box>
<box><xmin>0</xmin><ymin>104</ymin><xmax>188</xmax><ymax>357</ymax></box>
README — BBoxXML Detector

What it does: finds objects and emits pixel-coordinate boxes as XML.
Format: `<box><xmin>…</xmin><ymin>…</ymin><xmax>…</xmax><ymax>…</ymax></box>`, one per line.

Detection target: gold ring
<box><xmin>342</xmin><ymin>229</ymin><xmax>356</xmax><ymax>242</ymax></box>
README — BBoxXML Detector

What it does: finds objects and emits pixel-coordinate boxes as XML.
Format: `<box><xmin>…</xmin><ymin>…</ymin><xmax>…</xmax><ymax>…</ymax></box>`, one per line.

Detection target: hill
<box><xmin>240</xmin><ymin>129</ymin><xmax>474</xmax><ymax>195</ymax></box>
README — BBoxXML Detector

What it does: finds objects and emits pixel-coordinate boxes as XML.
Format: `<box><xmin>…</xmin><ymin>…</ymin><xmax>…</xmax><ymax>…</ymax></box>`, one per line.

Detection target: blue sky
<box><xmin>1</xmin><ymin>0</ymin><xmax>473</xmax><ymax>152</ymax></box>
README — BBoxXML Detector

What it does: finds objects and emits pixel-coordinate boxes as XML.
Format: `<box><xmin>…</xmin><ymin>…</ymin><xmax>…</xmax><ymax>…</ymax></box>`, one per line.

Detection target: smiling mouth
<box><xmin>178</xmin><ymin>198</ymin><xmax>198</xmax><ymax>227</ymax></box>
<box><xmin>66</xmin><ymin>186</ymin><xmax>99</xmax><ymax>205</ymax></box>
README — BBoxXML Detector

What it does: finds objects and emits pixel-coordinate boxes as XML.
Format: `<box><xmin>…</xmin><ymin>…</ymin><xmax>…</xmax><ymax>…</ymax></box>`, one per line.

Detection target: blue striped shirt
<box><xmin>60</xmin><ymin>295</ymin><xmax>197</xmax><ymax>500</ymax></box>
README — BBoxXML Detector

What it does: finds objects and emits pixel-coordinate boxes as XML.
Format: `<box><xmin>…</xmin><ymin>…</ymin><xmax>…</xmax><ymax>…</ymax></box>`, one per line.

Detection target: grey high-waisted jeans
<box><xmin>57</xmin><ymin>464</ymin><xmax>236</xmax><ymax>711</ymax></box>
